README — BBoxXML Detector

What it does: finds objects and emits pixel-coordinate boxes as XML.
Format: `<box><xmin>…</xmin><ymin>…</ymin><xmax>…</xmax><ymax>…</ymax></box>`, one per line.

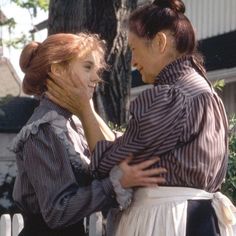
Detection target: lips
<box><xmin>89</xmin><ymin>82</ymin><xmax>96</xmax><ymax>88</ymax></box>
<box><xmin>89</xmin><ymin>85</ymin><xmax>96</xmax><ymax>94</ymax></box>
<box><xmin>137</xmin><ymin>67</ymin><xmax>143</xmax><ymax>73</ymax></box>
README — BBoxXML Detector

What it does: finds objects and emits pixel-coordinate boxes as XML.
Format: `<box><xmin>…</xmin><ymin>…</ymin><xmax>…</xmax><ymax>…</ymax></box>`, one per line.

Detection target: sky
<box><xmin>1</xmin><ymin>0</ymin><xmax>48</xmax><ymax>79</ymax></box>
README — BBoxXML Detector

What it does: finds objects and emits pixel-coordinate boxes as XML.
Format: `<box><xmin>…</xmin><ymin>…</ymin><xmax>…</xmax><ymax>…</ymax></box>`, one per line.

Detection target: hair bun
<box><xmin>19</xmin><ymin>42</ymin><xmax>40</xmax><ymax>73</ymax></box>
<box><xmin>152</xmin><ymin>0</ymin><xmax>185</xmax><ymax>14</ymax></box>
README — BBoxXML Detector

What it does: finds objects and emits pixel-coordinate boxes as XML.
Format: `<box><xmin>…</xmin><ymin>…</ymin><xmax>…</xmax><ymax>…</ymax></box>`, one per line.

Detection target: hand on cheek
<box><xmin>47</xmin><ymin>70</ymin><xmax>91</xmax><ymax>117</ymax></box>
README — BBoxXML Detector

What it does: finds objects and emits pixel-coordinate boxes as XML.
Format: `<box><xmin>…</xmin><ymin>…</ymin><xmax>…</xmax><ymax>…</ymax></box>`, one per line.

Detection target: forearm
<box><xmin>41</xmin><ymin>179</ymin><xmax>115</xmax><ymax>229</ymax></box>
<box><xmin>23</xmin><ymin>131</ymin><xmax>114</xmax><ymax>229</ymax></box>
<box><xmin>93</xmin><ymin>111</ymin><xmax>115</xmax><ymax>141</ymax></box>
<box><xmin>78</xmin><ymin>105</ymin><xmax>106</xmax><ymax>152</ymax></box>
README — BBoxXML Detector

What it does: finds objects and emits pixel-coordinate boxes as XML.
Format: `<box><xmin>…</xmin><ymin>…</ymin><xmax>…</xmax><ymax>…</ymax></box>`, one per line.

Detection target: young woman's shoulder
<box><xmin>11</xmin><ymin>109</ymin><xmax>67</xmax><ymax>153</ymax></box>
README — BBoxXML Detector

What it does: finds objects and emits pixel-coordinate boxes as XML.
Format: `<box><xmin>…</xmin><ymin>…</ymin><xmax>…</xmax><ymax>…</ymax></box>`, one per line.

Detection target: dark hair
<box><xmin>129</xmin><ymin>0</ymin><xmax>206</xmax><ymax>77</ymax></box>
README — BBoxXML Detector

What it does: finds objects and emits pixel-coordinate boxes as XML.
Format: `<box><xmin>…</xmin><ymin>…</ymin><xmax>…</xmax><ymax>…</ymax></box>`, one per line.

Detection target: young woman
<box><xmin>47</xmin><ymin>1</ymin><xmax>236</xmax><ymax>235</ymax></box>
<box><xmin>11</xmin><ymin>33</ymin><xmax>166</xmax><ymax>236</ymax></box>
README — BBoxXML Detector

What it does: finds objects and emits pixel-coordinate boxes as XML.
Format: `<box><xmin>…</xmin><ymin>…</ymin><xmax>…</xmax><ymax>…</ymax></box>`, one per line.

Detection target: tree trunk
<box><xmin>48</xmin><ymin>0</ymin><xmax>138</xmax><ymax>126</ymax></box>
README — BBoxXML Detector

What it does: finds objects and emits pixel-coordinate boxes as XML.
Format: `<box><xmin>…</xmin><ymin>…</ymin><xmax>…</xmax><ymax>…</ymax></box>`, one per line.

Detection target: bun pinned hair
<box><xmin>152</xmin><ymin>0</ymin><xmax>185</xmax><ymax>14</ymax></box>
<box><xmin>19</xmin><ymin>42</ymin><xmax>40</xmax><ymax>73</ymax></box>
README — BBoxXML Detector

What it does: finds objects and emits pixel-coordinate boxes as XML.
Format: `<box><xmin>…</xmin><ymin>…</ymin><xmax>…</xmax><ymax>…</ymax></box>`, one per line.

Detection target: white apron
<box><xmin>115</xmin><ymin>187</ymin><xmax>236</xmax><ymax>236</ymax></box>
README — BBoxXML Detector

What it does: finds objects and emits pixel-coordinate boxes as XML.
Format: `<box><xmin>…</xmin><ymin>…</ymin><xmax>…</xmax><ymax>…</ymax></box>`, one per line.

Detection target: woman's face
<box><xmin>128</xmin><ymin>31</ymin><xmax>162</xmax><ymax>84</ymax></box>
<box><xmin>69</xmin><ymin>51</ymin><xmax>101</xmax><ymax>99</ymax></box>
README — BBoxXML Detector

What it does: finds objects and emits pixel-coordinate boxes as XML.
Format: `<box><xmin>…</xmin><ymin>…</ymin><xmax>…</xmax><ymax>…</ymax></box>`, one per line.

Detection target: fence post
<box><xmin>89</xmin><ymin>212</ymin><xmax>103</xmax><ymax>236</ymax></box>
<box><xmin>12</xmin><ymin>214</ymin><xmax>24</xmax><ymax>236</ymax></box>
<box><xmin>0</xmin><ymin>214</ymin><xmax>11</xmax><ymax>236</ymax></box>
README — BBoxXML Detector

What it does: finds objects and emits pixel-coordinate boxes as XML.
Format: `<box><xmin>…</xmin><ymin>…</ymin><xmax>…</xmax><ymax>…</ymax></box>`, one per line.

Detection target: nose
<box><xmin>131</xmin><ymin>54</ymin><xmax>138</xmax><ymax>68</ymax></box>
<box><xmin>91</xmin><ymin>70</ymin><xmax>100</xmax><ymax>84</ymax></box>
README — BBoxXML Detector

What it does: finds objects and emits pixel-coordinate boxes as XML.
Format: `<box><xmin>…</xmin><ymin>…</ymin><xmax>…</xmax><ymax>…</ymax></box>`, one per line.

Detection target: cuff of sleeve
<box><xmin>109</xmin><ymin>165</ymin><xmax>133</xmax><ymax>210</ymax></box>
<box><xmin>101</xmin><ymin>178</ymin><xmax>116</xmax><ymax>198</ymax></box>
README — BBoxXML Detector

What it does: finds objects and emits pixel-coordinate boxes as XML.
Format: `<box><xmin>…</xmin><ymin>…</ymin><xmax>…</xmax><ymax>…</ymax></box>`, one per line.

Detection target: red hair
<box><xmin>20</xmin><ymin>33</ymin><xmax>106</xmax><ymax>95</ymax></box>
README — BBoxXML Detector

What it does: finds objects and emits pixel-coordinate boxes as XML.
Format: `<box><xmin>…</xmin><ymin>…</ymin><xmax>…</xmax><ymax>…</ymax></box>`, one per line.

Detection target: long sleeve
<box><xmin>22</xmin><ymin>124</ymin><xmax>115</xmax><ymax>229</ymax></box>
<box><xmin>91</xmin><ymin>85</ymin><xmax>186</xmax><ymax>177</ymax></box>
<box><xmin>91</xmin><ymin>56</ymin><xmax>228</xmax><ymax>192</ymax></box>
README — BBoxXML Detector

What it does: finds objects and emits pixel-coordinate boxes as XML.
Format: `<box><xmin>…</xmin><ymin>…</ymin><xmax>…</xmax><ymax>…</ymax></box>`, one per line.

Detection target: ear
<box><xmin>51</xmin><ymin>63</ymin><xmax>64</xmax><ymax>76</ymax></box>
<box><xmin>154</xmin><ymin>32</ymin><xmax>167</xmax><ymax>53</ymax></box>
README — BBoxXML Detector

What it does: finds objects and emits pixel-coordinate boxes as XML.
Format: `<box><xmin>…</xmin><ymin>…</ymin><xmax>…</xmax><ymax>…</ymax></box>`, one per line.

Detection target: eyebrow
<box><xmin>84</xmin><ymin>60</ymin><xmax>94</xmax><ymax>65</ymax></box>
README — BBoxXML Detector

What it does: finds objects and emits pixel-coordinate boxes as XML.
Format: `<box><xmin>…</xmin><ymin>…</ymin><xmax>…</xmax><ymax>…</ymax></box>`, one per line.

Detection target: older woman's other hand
<box><xmin>119</xmin><ymin>156</ymin><xmax>167</xmax><ymax>188</ymax></box>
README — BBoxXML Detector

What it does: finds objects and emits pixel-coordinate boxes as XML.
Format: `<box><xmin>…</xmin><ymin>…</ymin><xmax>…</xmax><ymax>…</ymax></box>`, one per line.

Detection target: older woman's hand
<box><xmin>119</xmin><ymin>156</ymin><xmax>167</xmax><ymax>188</ymax></box>
<box><xmin>46</xmin><ymin>71</ymin><xmax>91</xmax><ymax>117</ymax></box>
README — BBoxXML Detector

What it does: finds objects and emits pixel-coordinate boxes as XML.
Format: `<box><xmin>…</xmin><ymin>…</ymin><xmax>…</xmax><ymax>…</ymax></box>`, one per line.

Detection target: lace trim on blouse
<box><xmin>10</xmin><ymin>110</ymin><xmax>82</xmax><ymax>165</ymax></box>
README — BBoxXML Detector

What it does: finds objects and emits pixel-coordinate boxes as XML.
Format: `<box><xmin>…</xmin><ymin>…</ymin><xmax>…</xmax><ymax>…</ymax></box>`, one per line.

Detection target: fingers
<box><xmin>68</xmin><ymin>70</ymin><xmax>90</xmax><ymax>90</ymax></box>
<box><xmin>119</xmin><ymin>154</ymin><xmax>133</xmax><ymax>170</ymax></box>
<box><xmin>122</xmin><ymin>154</ymin><xmax>133</xmax><ymax>164</ymax></box>
<box><xmin>47</xmin><ymin>79</ymin><xmax>66</xmax><ymax>98</ymax></box>
<box><xmin>139</xmin><ymin>177</ymin><xmax>166</xmax><ymax>187</ymax></box>
<box><xmin>46</xmin><ymin>79</ymin><xmax>76</xmax><ymax>109</ymax></box>
<box><xmin>141</xmin><ymin>167</ymin><xmax>167</xmax><ymax>177</ymax></box>
<box><xmin>45</xmin><ymin>91</ymin><xmax>68</xmax><ymax>108</ymax></box>
<box><xmin>48</xmin><ymin>72</ymin><xmax>65</xmax><ymax>87</ymax></box>
<box><xmin>69</xmin><ymin>70</ymin><xmax>82</xmax><ymax>88</ymax></box>
<box><xmin>48</xmin><ymin>72</ymin><xmax>72</xmax><ymax>92</ymax></box>
<box><xmin>45</xmin><ymin>91</ymin><xmax>56</xmax><ymax>103</ymax></box>
<box><xmin>135</xmin><ymin>157</ymin><xmax>160</xmax><ymax>170</ymax></box>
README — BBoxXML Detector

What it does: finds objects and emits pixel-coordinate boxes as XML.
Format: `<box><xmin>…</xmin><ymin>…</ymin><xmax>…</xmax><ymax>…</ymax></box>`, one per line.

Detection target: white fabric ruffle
<box><xmin>109</xmin><ymin>165</ymin><xmax>133</xmax><ymax>210</ymax></box>
<box><xmin>10</xmin><ymin>111</ymin><xmax>82</xmax><ymax>164</ymax></box>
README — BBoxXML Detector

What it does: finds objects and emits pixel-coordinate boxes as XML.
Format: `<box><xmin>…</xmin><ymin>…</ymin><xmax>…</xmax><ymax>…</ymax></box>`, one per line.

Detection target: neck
<box><xmin>161</xmin><ymin>51</ymin><xmax>185</xmax><ymax>71</ymax></box>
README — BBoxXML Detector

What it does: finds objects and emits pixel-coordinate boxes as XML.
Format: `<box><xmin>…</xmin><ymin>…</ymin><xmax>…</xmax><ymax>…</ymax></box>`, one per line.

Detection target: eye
<box><xmin>129</xmin><ymin>46</ymin><xmax>135</xmax><ymax>51</ymax></box>
<box><xmin>84</xmin><ymin>64</ymin><xmax>92</xmax><ymax>70</ymax></box>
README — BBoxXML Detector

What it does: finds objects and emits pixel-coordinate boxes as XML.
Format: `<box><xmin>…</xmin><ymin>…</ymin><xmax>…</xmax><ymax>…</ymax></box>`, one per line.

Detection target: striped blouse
<box><xmin>91</xmin><ymin>56</ymin><xmax>229</xmax><ymax>193</ymax></box>
<box><xmin>11</xmin><ymin>98</ymin><xmax>115</xmax><ymax>229</ymax></box>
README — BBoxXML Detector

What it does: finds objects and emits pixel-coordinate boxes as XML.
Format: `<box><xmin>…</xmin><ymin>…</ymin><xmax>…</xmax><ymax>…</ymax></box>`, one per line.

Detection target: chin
<box><xmin>142</xmin><ymin>76</ymin><xmax>155</xmax><ymax>84</ymax></box>
<box><xmin>141</xmin><ymin>77</ymin><xmax>148</xmax><ymax>84</ymax></box>
<box><xmin>89</xmin><ymin>91</ymin><xmax>95</xmax><ymax>99</ymax></box>
<box><xmin>140</xmin><ymin>72</ymin><xmax>155</xmax><ymax>84</ymax></box>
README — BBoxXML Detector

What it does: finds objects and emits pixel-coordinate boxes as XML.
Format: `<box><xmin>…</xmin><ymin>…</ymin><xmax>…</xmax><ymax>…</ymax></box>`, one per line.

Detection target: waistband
<box><xmin>133</xmin><ymin>186</ymin><xmax>236</xmax><ymax>235</ymax></box>
<box><xmin>133</xmin><ymin>186</ymin><xmax>215</xmax><ymax>205</ymax></box>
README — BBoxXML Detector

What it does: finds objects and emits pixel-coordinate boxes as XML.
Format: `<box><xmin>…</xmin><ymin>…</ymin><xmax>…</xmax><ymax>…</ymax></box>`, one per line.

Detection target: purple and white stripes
<box><xmin>91</xmin><ymin>56</ymin><xmax>228</xmax><ymax>193</ymax></box>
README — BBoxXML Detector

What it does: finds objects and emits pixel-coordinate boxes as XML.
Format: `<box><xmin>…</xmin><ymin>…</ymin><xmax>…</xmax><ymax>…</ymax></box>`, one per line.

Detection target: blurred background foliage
<box><xmin>222</xmin><ymin>115</ymin><xmax>236</xmax><ymax>204</ymax></box>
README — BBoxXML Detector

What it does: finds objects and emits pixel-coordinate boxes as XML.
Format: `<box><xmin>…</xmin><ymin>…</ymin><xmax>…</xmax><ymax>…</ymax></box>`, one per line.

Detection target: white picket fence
<box><xmin>1</xmin><ymin>212</ymin><xmax>236</xmax><ymax>236</ymax></box>
<box><xmin>0</xmin><ymin>214</ymin><xmax>23</xmax><ymax>236</ymax></box>
<box><xmin>0</xmin><ymin>213</ymin><xmax>103</xmax><ymax>236</ymax></box>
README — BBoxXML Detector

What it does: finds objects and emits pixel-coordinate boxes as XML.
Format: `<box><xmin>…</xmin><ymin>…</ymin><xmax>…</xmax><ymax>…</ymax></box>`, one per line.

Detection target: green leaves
<box><xmin>11</xmin><ymin>0</ymin><xmax>49</xmax><ymax>13</ymax></box>
<box><xmin>1</xmin><ymin>1</ymin><xmax>49</xmax><ymax>49</ymax></box>
<box><xmin>0</xmin><ymin>18</ymin><xmax>16</xmax><ymax>28</ymax></box>
<box><xmin>3</xmin><ymin>34</ymin><xmax>30</xmax><ymax>49</ymax></box>
<box><xmin>212</xmin><ymin>81</ymin><xmax>236</xmax><ymax>203</ymax></box>
<box><xmin>222</xmin><ymin>116</ymin><xmax>236</xmax><ymax>204</ymax></box>
<box><xmin>213</xmin><ymin>79</ymin><xmax>225</xmax><ymax>92</ymax></box>
<box><xmin>108</xmin><ymin>121</ymin><xmax>126</xmax><ymax>131</ymax></box>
